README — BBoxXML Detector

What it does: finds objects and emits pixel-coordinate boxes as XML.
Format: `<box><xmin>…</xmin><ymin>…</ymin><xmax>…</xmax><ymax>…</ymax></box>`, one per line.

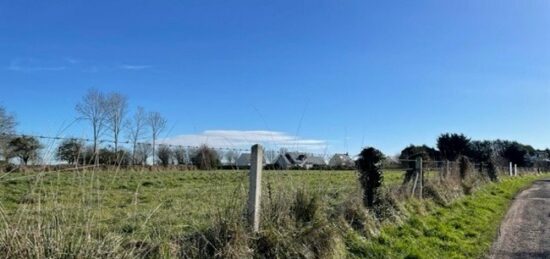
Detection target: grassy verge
<box><xmin>347</xmin><ymin>175</ymin><xmax>546</xmax><ymax>258</ymax></box>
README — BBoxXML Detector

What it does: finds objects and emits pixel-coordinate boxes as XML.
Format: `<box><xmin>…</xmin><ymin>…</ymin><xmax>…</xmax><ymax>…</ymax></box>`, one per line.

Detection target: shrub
<box><xmin>157</xmin><ymin>144</ymin><xmax>173</xmax><ymax>167</ymax></box>
<box><xmin>56</xmin><ymin>139</ymin><xmax>84</xmax><ymax>165</ymax></box>
<box><xmin>486</xmin><ymin>158</ymin><xmax>499</xmax><ymax>182</ymax></box>
<box><xmin>356</xmin><ymin>147</ymin><xmax>384</xmax><ymax>208</ymax></box>
<box><xmin>191</xmin><ymin>145</ymin><xmax>220</xmax><ymax>170</ymax></box>
<box><xmin>98</xmin><ymin>148</ymin><xmax>130</xmax><ymax>166</ymax></box>
<box><xmin>458</xmin><ymin>155</ymin><xmax>471</xmax><ymax>180</ymax></box>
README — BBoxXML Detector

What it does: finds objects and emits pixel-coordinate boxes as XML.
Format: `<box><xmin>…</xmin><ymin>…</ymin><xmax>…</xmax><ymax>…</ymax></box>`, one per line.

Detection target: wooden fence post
<box><xmin>509</xmin><ymin>162</ymin><xmax>513</xmax><ymax>176</ymax></box>
<box><xmin>445</xmin><ymin>160</ymin><xmax>450</xmax><ymax>179</ymax></box>
<box><xmin>416</xmin><ymin>157</ymin><xmax>423</xmax><ymax>199</ymax></box>
<box><xmin>247</xmin><ymin>144</ymin><xmax>263</xmax><ymax>233</ymax></box>
<box><xmin>514</xmin><ymin>164</ymin><xmax>518</xmax><ymax>176</ymax></box>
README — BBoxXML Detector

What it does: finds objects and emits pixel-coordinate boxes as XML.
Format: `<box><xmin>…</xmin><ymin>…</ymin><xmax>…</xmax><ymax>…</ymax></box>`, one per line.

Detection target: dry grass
<box><xmin>0</xmin><ymin>167</ymin><xmax>540</xmax><ymax>258</ymax></box>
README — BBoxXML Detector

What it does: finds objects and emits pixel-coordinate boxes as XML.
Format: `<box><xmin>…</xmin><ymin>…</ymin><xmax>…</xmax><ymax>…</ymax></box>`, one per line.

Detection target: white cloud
<box><xmin>160</xmin><ymin>130</ymin><xmax>327</xmax><ymax>151</ymax></box>
<box><xmin>7</xmin><ymin>58</ymin><xmax>66</xmax><ymax>72</ymax></box>
<box><xmin>118</xmin><ymin>64</ymin><xmax>152</xmax><ymax>70</ymax></box>
<box><xmin>6</xmin><ymin>58</ymin><xmax>154</xmax><ymax>72</ymax></box>
<box><xmin>65</xmin><ymin>57</ymin><xmax>80</xmax><ymax>64</ymax></box>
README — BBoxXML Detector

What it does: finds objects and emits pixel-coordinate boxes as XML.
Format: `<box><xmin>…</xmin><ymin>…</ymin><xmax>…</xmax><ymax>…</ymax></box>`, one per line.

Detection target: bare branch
<box><xmin>147</xmin><ymin>111</ymin><xmax>167</xmax><ymax>165</ymax></box>
<box><xmin>75</xmin><ymin>89</ymin><xmax>108</xmax><ymax>165</ymax></box>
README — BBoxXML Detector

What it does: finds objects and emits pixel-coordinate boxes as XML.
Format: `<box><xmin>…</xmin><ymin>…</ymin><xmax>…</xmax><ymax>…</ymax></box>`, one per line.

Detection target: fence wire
<box><xmin>0</xmin><ymin>132</ymin><xmax>548</xmax><ymax>242</ymax></box>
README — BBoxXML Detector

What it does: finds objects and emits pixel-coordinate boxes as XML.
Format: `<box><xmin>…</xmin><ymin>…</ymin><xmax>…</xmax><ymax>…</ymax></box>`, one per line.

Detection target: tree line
<box><xmin>1</xmin><ymin>89</ymin><xmax>225</xmax><ymax>170</ymax></box>
<box><xmin>0</xmin><ymin>89</ymin><xmax>172</xmax><ymax>167</ymax></box>
<box><xmin>74</xmin><ymin>89</ymin><xmax>167</xmax><ymax>166</ymax></box>
<box><xmin>1</xmin><ymin>96</ymin><xmax>549</xmax><ymax>171</ymax></box>
<box><xmin>398</xmin><ymin>133</ymin><xmax>549</xmax><ymax>168</ymax></box>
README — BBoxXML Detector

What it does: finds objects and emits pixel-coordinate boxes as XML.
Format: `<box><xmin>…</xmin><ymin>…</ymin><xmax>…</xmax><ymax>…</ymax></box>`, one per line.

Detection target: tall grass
<box><xmin>0</xmin><ymin>166</ymin><xmax>543</xmax><ymax>258</ymax></box>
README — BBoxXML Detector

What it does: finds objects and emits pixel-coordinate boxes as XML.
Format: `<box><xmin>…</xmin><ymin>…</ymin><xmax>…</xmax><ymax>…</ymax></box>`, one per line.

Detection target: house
<box><xmin>274</xmin><ymin>152</ymin><xmax>305</xmax><ymax>169</ymax></box>
<box><xmin>329</xmin><ymin>153</ymin><xmax>355</xmax><ymax>169</ymax></box>
<box><xmin>273</xmin><ymin>152</ymin><xmax>326</xmax><ymax>169</ymax></box>
<box><xmin>236</xmin><ymin>153</ymin><xmax>251</xmax><ymax>168</ymax></box>
<box><xmin>304</xmin><ymin>156</ymin><xmax>327</xmax><ymax>169</ymax></box>
<box><xmin>530</xmin><ymin>151</ymin><xmax>550</xmax><ymax>169</ymax></box>
<box><xmin>235</xmin><ymin>153</ymin><xmax>267</xmax><ymax>168</ymax></box>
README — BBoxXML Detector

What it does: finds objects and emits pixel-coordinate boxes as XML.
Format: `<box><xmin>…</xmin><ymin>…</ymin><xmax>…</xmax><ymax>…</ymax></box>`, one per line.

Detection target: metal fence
<box><xmin>0</xmin><ymin>134</ymin><xmax>546</xmax><ymax>236</ymax></box>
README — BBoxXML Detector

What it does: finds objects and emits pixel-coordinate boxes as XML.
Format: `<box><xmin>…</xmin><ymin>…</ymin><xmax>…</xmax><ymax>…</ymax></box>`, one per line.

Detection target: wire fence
<box><xmin>0</xmin><ymin>132</ymin><xmax>548</xmax><ymax>245</ymax></box>
<box><xmin>0</xmin><ymin>132</ymin><xmax>340</xmax><ymax>168</ymax></box>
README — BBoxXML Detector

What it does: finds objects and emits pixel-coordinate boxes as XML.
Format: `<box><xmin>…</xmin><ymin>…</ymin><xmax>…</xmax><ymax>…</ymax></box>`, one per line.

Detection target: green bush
<box><xmin>356</xmin><ymin>147</ymin><xmax>385</xmax><ymax>208</ymax></box>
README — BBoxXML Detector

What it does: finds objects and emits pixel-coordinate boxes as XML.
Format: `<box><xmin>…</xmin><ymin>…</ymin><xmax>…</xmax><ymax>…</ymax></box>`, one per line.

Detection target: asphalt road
<box><xmin>490</xmin><ymin>179</ymin><xmax>550</xmax><ymax>259</ymax></box>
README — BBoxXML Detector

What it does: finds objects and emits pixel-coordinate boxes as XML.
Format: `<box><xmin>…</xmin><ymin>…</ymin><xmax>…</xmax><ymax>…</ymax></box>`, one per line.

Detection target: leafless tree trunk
<box><xmin>75</xmin><ymin>89</ymin><xmax>107</xmax><ymax>166</ymax></box>
<box><xmin>126</xmin><ymin>106</ymin><xmax>147</xmax><ymax>165</ymax></box>
<box><xmin>0</xmin><ymin>106</ymin><xmax>16</xmax><ymax>162</ymax></box>
<box><xmin>147</xmin><ymin>111</ymin><xmax>167</xmax><ymax>165</ymax></box>
<box><xmin>105</xmin><ymin>92</ymin><xmax>128</xmax><ymax>155</ymax></box>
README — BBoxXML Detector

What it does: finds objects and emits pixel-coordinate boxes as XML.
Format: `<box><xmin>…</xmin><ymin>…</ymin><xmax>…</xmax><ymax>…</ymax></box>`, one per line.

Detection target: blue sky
<box><xmin>0</xmin><ymin>0</ymin><xmax>549</xmax><ymax>155</ymax></box>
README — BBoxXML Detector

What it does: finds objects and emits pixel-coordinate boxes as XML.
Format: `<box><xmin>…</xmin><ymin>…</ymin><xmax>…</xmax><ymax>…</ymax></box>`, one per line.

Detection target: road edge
<box><xmin>486</xmin><ymin>177</ymin><xmax>544</xmax><ymax>258</ymax></box>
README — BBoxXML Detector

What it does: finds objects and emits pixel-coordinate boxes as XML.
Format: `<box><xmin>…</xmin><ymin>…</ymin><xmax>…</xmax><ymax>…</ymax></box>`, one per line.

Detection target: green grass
<box><xmin>347</xmin><ymin>175</ymin><xmax>546</xmax><ymax>258</ymax></box>
<box><xmin>0</xmin><ymin>169</ymin><xmax>537</xmax><ymax>258</ymax></box>
<box><xmin>0</xmin><ymin>169</ymin><xmax>406</xmax><ymax>249</ymax></box>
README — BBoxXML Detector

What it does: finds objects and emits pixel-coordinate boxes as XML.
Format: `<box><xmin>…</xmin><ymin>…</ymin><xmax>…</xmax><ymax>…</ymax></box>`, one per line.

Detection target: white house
<box><xmin>235</xmin><ymin>153</ymin><xmax>267</xmax><ymax>168</ymax></box>
<box><xmin>329</xmin><ymin>153</ymin><xmax>355</xmax><ymax>169</ymax></box>
<box><xmin>274</xmin><ymin>152</ymin><xmax>326</xmax><ymax>169</ymax></box>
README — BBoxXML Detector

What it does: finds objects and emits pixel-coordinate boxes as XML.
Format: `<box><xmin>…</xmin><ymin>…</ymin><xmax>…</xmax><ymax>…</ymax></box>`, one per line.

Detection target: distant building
<box><xmin>530</xmin><ymin>151</ymin><xmax>550</xmax><ymax>170</ymax></box>
<box><xmin>235</xmin><ymin>153</ymin><xmax>267</xmax><ymax>168</ymax></box>
<box><xmin>329</xmin><ymin>153</ymin><xmax>355</xmax><ymax>169</ymax></box>
<box><xmin>236</xmin><ymin>153</ymin><xmax>251</xmax><ymax>167</ymax></box>
<box><xmin>273</xmin><ymin>152</ymin><xmax>326</xmax><ymax>169</ymax></box>
<box><xmin>274</xmin><ymin>152</ymin><xmax>304</xmax><ymax>169</ymax></box>
<box><xmin>304</xmin><ymin>156</ymin><xmax>327</xmax><ymax>169</ymax></box>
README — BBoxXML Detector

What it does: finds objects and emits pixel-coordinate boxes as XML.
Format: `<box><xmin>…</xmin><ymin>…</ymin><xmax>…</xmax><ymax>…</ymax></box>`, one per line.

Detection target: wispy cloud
<box><xmin>64</xmin><ymin>57</ymin><xmax>80</xmax><ymax>64</ymax></box>
<box><xmin>118</xmin><ymin>64</ymin><xmax>152</xmax><ymax>70</ymax></box>
<box><xmin>6</xmin><ymin>57</ymin><xmax>154</xmax><ymax>72</ymax></box>
<box><xmin>7</xmin><ymin>58</ymin><xmax>66</xmax><ymax>72</ymax></box>
<box><xmin>160</xmin><ymin>130</ymin><xmax>327</xmax><ymax>151</ymax></box>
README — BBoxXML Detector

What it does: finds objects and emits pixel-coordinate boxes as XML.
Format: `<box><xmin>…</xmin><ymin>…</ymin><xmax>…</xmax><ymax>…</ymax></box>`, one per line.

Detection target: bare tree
<box><xmin>126</xmin><ymin>106</ymin><xmax>147</xmax><ymax>165</ymax></box>
<box><xmin>134</xmin><ymin>143</ymin><xmax>152</xmax><ymax>165</ymax></box>
<box><xmin>105</xmin><ymin>92</ymin><xmax>128</xmax><ymax>154</ymax></box>
<box><xmin>0</xmin><ymin>106</ymin><xmax>16</xmax><ymax>162</ymax></box>
<box><xmin>75</xmin><ymin>89</ymin><xmax>107</xmax><ymax>166</ymax></box>
<box><xmin>147</xmin><ymin>111</ymin><xmax>167</xmax><ymax>165</ymax></box>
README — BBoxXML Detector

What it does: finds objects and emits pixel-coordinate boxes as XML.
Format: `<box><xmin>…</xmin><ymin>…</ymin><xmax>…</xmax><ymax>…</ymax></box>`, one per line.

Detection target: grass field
<box><xmin>0</xmin><ymin>169</ymin><xmax>409</xmax><ymax>251</ymax></box>
<box><xmin>2</xmin><ymin>168</ymin><xmax>524</xmax><ymax>258</ymax></box>
<box><xmin>0</xmin><ymin>170</ymin><xmax>508</xmax><ymax>257</ymax></box>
